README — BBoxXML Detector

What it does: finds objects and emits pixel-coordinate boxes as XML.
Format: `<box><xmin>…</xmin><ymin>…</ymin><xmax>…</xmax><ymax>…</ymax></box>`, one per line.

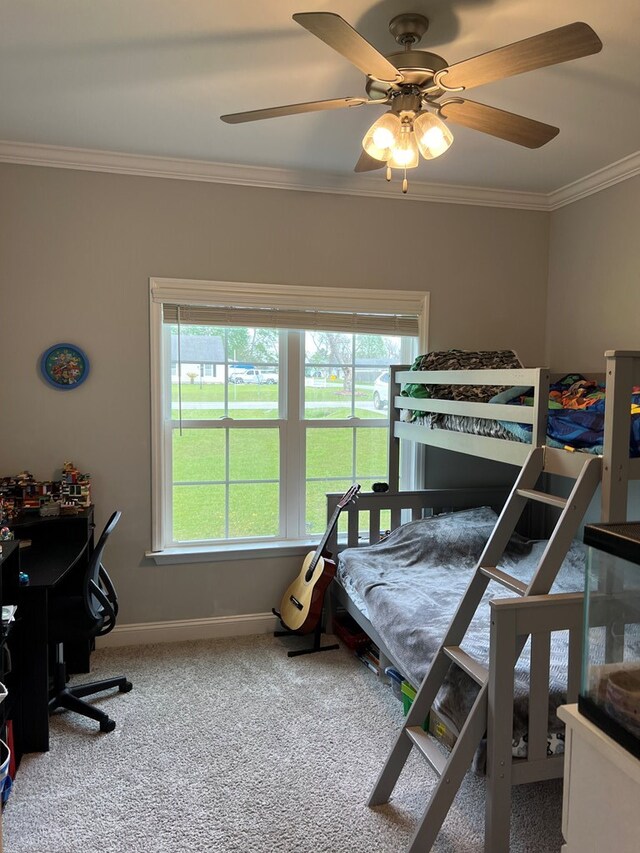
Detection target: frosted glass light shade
<box><xmin>387</xmin><ymin>124</ymin><xmax>419</xmax><ymax>169</ymax></box>
<box><xmin>362</xmin><ymin>112</ymin><xmax>401</xmax><ymax>162</ymax></box>
<box><xmin>414</xmin><ymin>112</ymin><xmax>454</xmax><ymax>159</ymax></box>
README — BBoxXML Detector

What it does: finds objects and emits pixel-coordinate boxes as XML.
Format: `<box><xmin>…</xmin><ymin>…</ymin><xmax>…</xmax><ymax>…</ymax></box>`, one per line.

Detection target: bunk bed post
<box><xmin>531</xmin><ymin>368</ymin><xmax>550</xmax><ymax>448</ymax></box>
<box><xmin>600</xmin><ymin>352</ymin><xmax>640</xmax><ymax>663</ymax></box>
<box><xmin>602</xmin><ymin>351</ymin><xmax>636</xmax><ymax>522</ymax></box>
<box><xmin>388</xmin><ymin>365</ymin><xmax>407</xmax><ymax>493</ymax></box>
<box><xmin>486</xmin><ymin>602</ymin><xmax>517</xmax><ymax>853</ymax></box>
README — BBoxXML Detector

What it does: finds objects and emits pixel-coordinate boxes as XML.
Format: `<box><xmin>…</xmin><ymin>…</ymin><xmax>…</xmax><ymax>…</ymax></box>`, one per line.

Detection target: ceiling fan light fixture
<box><xmin>386</xmin><ymin>120</ymin><xmax>419</xmax><ymax>169</ymax></box>
<box><xmin>222</xmin><ymin>12</ymin><xmax>603</xmax><ymax>196</ymax></box>
<box><xmin>362</xmin><ymin>112</ymin><xmax>400</xmax><ymax>161</ymax></box>
<box><xmin>414</xmin><ymin>111</ymin><xmax>454</xmax><ymax>160</ymax></box>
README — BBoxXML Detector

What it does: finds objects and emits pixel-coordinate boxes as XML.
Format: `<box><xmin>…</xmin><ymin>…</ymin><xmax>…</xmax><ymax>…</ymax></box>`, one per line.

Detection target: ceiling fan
<box><xmin>220</xmin><ymin>11</ymin><xmax>602</xmax><ymax>192</ymax></box>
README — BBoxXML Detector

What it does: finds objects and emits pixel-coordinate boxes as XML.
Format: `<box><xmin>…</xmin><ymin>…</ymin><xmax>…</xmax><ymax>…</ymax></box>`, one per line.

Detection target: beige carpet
<box><xmin>3</xmin><ymin>634</ymin><xmax>564</xmax><ymax>852</ymax></box>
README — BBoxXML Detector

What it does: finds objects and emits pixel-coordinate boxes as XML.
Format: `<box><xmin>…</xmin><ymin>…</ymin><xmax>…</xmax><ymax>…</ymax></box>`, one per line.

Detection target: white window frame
<box><xmin>148</xmin><ymin>278</ymin><xmax>429</xmax><ymax>562</ymax></box>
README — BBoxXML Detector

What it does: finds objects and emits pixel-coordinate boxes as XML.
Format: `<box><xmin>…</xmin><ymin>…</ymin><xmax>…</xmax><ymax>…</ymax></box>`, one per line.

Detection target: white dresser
<box><xmin>558</xmin><ymin>704</ymin><xmax>640</xmax><ymax>853</ymax></box>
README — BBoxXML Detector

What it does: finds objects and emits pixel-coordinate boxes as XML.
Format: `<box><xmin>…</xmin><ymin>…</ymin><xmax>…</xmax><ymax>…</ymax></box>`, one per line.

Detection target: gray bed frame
<box><xmin>327</xmin><ymin>486</ymin><xmax>515</xmax><ymax>679</ymax></box>
<box><xmin>325</xmin><ymin>350</ymin><xmax>640</xmax><ymax>852</ymax></box>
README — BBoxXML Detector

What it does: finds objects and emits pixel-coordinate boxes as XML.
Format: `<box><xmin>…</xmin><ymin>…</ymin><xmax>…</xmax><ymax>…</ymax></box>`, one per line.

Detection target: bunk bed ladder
<box><xmin>368</xmin><ymin>445</ymin><xmax>602</xmax><ymax>853</ymax></box>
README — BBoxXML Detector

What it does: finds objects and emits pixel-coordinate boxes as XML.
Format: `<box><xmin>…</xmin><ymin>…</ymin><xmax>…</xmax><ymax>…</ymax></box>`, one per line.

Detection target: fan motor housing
<box><xmin>366</xmin><ymin>50</ymin><xmax>449</xmax><ymax>100</ymax></box>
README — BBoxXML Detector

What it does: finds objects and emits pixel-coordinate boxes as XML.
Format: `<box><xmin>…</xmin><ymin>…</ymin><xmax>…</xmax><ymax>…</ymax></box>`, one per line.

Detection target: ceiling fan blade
<box><xmin>438</xmin><ymin>99</ymin><xmax>559</xmax><ymax>148</ymax></box>
<box><xmin>221</xmin><ymin>97</ymin><xmax>368</xmax><ymax>124</ymax></box>
<box><xmin>354</xmin><ymin>150</ymin><xmax>385</xmax><ymax>173</ymax></box>
<box><xmin>438</xmin><ymin>22</ymin><xmax>602</xmax><ymax>91</ymax></box>
<box><xmin>293</xmin><ymin>12</ymin><xmax>402</xmax><ymax>84</ymax></box>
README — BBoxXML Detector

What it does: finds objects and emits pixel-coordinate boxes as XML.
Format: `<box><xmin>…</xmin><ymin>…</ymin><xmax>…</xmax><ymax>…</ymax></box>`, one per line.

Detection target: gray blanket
<box><xmin>337</xmin><ymin>507</ymin><xmax>586</xmax><ymax>745</ymax></box>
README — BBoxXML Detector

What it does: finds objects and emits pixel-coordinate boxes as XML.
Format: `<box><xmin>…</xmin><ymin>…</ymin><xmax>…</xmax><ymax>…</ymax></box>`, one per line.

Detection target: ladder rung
<box><xmin>479</xmin><ymin>566</ymin><xmax>527</xmax><ymax>596</ymax></box>
<box><xmin>405</xmin><ymin>726</ymin><xmax>447</xmax><ymax>776</ymax></box>
<box><xmin>443</xmin><ymin>646</ymin><xmax>488</xmax><ymax>685</ymax></box>
<box><xmin>516</xmin><ymin>488</ymin><xmax>567</xmax><ymax>509</ymax></box>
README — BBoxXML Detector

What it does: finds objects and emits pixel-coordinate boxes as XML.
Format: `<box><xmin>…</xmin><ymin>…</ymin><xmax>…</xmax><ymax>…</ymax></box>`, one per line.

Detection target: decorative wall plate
<box><xmin>40</xmin><ymin>343</ymin><xmax>90</xmax><ymax>390</ymax></box>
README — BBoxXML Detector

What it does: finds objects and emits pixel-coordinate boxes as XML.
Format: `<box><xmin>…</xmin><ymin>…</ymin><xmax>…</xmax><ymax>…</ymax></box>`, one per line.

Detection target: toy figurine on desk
<box><xmin>0</xmin><ymin>461</ymin><xmax>92</xmax><ymax>523</ymax></box>
<box><xmin>1</xmin><ymin>471</ymin><xmax>57</xmax><ymax>514</ymax></box>
<box><xmin>0</xmin><ymin>493</ymin><xmax>17</xmax><ymax>524</ymax></box>
<box><xmin>60</xmin><ymin>461</ymin><xmax>92</xmax><ymax>512</ymax></box>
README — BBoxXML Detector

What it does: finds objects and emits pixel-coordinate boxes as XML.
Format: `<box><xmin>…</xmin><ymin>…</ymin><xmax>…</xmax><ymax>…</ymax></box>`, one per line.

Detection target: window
<box><xmin>150</xmin><ymin>279</ymin><xmax>428</xmax><ymax>555</ymax></box>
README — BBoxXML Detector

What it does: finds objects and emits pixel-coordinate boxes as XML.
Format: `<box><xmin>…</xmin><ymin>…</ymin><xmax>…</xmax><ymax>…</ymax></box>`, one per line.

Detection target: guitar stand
<box><xmin>272</xmin><ymin>608</ymin><xmax>339</xmax><ymax>658</ymax></box>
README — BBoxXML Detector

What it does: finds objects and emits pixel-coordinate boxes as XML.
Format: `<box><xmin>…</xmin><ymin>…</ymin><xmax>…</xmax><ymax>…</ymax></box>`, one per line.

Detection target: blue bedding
<box><xmin>496</xmin><ymin>376</ymin><xmax>640</xmax><ymax>456</ymax></box>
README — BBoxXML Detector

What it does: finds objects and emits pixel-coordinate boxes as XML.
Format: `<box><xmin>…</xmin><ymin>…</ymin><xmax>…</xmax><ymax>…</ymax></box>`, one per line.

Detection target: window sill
<box><xmin>146</xmin><ymin>539</ymin><xmax>318</xmax><ymax>565</ymax></box>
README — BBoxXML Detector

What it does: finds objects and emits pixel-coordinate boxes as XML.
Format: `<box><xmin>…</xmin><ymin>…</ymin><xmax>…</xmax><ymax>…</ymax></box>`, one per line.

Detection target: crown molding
<box><xmin>0</xmin><ymin>140</ymin><xmax>546</xmax><ymax>209</ymax></box>
<box><xmin>547</xmin><ymin>150</ymin><xmax>640</xmax><ymax>210</ymax></box>
<box><xmin>0</xmin><ymin>139</ymin><xmax>638</xmax><ymax>211</ymax></box>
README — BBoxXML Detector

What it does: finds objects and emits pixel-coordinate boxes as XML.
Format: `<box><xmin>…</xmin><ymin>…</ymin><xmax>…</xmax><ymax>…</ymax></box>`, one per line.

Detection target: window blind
<box><xmin>162</xmin><ymin>304</ymin><xmax>418</xmax><ymax>337</ymax></box>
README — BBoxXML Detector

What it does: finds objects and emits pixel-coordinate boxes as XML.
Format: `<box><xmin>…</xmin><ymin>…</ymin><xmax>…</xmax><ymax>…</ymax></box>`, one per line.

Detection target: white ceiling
<box><xmin>1</xmin><ymin>0</ymin><xmax>639</xmax><ymax>194</ymax></box>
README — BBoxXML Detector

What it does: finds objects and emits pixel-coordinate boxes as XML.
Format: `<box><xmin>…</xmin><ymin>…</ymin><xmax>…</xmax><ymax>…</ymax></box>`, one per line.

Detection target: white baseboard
<box><xmin>95</xmin><ymin>612</ymin><xmax>279</xmax><ymax>648</ymax></box>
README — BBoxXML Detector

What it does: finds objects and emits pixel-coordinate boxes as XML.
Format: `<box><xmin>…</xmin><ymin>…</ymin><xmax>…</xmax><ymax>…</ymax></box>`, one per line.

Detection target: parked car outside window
<box><xmin>229</xmin><ymin>368</ymin><xmax>278</xmax><ymax>385</ymax></box>
<box><xmin>373</xmin><ymin>370</ymin><xmax>390</xmax><ymax>410</ymax></box>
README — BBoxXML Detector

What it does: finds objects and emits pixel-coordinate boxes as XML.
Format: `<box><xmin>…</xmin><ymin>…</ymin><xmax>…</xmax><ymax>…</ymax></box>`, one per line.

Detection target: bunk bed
<box><xmin>326</xmin><ymin>349</ymin><xmax>640</xmax><ymax>852</ymax></box>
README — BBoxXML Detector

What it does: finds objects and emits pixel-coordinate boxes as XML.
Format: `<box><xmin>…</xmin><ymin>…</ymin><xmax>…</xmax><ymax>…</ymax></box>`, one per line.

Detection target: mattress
<box><xmin>337</xmin><ymin>507</ymin><xmax>587</xmax><ymax>751</ymax></box>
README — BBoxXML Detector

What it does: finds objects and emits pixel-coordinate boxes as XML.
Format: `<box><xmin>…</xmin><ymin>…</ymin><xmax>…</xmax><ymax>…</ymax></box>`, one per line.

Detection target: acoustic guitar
<box><xmin>276</xmin><ymin>484</ymin><xmax>360</xmax><ymax>634</ymax></box>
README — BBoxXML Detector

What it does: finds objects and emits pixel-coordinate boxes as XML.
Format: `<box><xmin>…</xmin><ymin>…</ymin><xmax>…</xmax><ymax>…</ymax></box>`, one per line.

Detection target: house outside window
<box><xmin>170</xmin><ymin>334</ymin><xmax>224</xmax><ymax>384</ymax></box>
<box><xmin>149</xmin><ymin>279</ymin><xmax>428</xmax><ymax>555</ymax></box>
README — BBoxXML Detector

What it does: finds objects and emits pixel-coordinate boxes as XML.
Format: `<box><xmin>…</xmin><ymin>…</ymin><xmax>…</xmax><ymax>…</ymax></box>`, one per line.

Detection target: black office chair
<box><xmin>48</xmin><ymin>510</ymin><xmax>132</xmax><ymax>732</ymax></box>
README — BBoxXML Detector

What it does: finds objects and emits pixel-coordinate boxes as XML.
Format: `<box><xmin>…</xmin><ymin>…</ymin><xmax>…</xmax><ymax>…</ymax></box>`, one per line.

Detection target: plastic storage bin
<box><xmin>401</xmin><ymin>681</ymin><xmax>458</xmax><ymax>747</ymax></box>
<box><xmin>384</xmin><ymin>667</ymin><xmax>404</xmax><ymax>700</ymax></box>
<box><xmin>401</xmin><ymin>681</ymin><xmax>428</xmax><ymax>730</ymax></box>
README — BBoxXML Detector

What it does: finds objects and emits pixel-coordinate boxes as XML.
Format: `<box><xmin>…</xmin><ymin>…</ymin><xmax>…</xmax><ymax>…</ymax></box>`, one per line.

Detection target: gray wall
<box><xmin>547</xmin><ymin>175</ymin><xmax>640</xmax><ymax>371</ymax></box>
<box><xmin>0</xmin><ymin>163</ymin><xmax>550</xmax><ymax>624</ymax></box>
<box><xmin>546</xmin><ymin>174</ymin><xmax>640</xmax><ymax>523</ymax></box>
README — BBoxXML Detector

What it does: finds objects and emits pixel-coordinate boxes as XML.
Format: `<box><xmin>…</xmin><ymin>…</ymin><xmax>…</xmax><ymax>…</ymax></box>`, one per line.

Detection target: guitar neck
<box><xmin>309</xmin><ymin>505</ymin><xmax>342</xmax><ymax>571</ymax></box>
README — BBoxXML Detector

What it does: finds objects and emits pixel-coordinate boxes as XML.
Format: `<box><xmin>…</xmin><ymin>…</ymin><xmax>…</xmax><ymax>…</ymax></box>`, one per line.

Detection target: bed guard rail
<box><xmin>392</xmin><ymin>364</ymin><xmax>550</xmax><ymax>443</ymax></box>
<box><xmin>390</xmin><ymin>364</ymin><xmax>550</xmax><ymax>472</ymax></box>
<box><xmin>487</xmin><ymin>592</ymin><xmax>584</xmax><ymax>787</ymax></box>
<box><xmin>325</xmin><ymin>486</ymin><xmax>511</xmax><ymax>556</ymax></box>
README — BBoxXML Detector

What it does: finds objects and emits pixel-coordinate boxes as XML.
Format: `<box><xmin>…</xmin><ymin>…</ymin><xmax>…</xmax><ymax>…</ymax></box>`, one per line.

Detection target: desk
<box><xmin>10</xmin><ymin>508</ymin><xmax>94</xmax><ymax>567</ymax></box>
<box><xmin>2</xmin><ymin>509</ymin><xmax>95</xmax><ymax>753</ymax></box>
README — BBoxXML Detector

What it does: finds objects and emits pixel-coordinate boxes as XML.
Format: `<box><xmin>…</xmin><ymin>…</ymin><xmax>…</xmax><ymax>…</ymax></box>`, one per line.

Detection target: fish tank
<box><xmin>579</xmin><ymin>521</ymin><xmax>640</xmax><ymax>758</ymax></box>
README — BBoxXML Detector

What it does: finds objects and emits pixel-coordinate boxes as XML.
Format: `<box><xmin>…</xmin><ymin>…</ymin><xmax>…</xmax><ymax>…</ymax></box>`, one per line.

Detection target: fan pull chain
<box><xmin>402</xmin><ymin>169</ymin><xmax>408</xmax><ymax>194</ymax></box>
<box><xmin>386</xmin><ymin>165</ymin><xmax>392</xmax><ymax>182</ymax></box>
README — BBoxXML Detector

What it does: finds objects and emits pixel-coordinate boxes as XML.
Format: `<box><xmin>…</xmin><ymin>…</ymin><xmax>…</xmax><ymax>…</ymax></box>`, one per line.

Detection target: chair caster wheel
<box><xmin>120</xmin><ymin>681</ymin><xmax>133</xmax><ymax>693</ymax></box>
<box><xmin>100</xmin><ymin>718</ymin><xmax>116</xmax><ymax>733</ymax></box>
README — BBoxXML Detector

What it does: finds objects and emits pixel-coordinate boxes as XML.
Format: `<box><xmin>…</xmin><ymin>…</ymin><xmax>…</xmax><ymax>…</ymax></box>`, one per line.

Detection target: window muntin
<box><xmin>303</xmin><ymin>331</ymin><xmax>401</xmax><ymax>420</ymax></box>
<box><xmin>170</xmin><ymin>325</ymin><xmax>281</xmax><ymax>422</ymax></box>
<box><xmin>304</xmin><ymin>425</ymin><xmax>389</xmax><ymax>535</ymax></box>
<box><xmin>165</xmin><ymin>325</ymin><xmax>412</xmax><ymax>547</ymax></box>
<box><xmin>170</xmin><ymin>425</ymin><xmax>282</xmax><ymax>542</ymax></box>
